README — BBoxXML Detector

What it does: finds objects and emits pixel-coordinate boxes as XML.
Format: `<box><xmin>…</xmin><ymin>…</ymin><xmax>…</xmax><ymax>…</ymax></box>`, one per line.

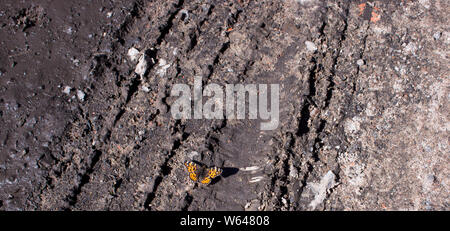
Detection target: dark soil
<box><xmin>0</xmin><ymin>0</ymin><xmax>448</xmax><ymax>211</ymax></box>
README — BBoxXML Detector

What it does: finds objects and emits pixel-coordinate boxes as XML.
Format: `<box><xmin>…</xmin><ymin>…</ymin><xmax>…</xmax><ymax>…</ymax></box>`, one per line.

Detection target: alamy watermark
<box><xmin>170</xmin><ymin>76</ymin><xmax>279</xmax><ymax>130</ymax></box>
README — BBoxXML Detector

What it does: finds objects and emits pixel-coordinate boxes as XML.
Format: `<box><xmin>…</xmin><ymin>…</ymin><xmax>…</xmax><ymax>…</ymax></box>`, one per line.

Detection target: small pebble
<box><xmin>135</xmin><ymin>54</ymin><xmax>148</xmax><ymax>77</ymax></box>
<box><xmin>141</xmin><ymin>85</ymin><xmax>150</xmax><ymax>92</ymax></box>
<box><xmin>433</xmin><ymin>31</ymin><xmax>441</xmax><ymax>40</ymax></box>
<box><xmin>357</xmin><ymin>59</ymin><xmax>365</xmax><ymax>66</ymax></box>
<box><xmin>77</xmin><ymin>90</ymin><xmax>85</xmax><ymax>101</ymax></box>
<box><xmin>71</xmin><ymin>57</ymin><xmax>80</xmax><ymax>66</ymax></box>
<box><xmin>305</xmin><ymin>41</ymin><xmax>317</xmax><ymax>52</ymax></box>
<box><xmin>64</xmin><ymin>26</ymin><xmax>73</xmax><ymax>35</ymax></box>
<box><xmin>63</xmin><ymin>86</ymin><xmax>71</xmax><ymax>95</ymax></box>
<box><xmin>127</xmin><ymin>47</ymin><xmax>140</xmax><ymax>62</ymax></box>
<box><xmin>157</xmin><ymin>59</ymin><xmax>171</xmax><ymax>77</ymax></box>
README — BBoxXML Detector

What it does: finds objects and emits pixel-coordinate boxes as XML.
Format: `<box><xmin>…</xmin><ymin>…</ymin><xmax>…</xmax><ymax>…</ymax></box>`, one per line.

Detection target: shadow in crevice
<box><xmin>209</xmin><ymin>167</ymin><xmax>239</xmax><ymax>185</ymax></box>
<box><xmin>221</xmin><ymin>167</ymin><xmax>239</xmax><ymax>178</ymax></box>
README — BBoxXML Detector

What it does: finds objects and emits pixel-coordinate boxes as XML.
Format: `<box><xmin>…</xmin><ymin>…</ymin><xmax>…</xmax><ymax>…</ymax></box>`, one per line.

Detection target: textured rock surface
<box><xmin>0</xmin><ymin>0</ymin><xmax>448</xmax><ymax>210</ymax></box>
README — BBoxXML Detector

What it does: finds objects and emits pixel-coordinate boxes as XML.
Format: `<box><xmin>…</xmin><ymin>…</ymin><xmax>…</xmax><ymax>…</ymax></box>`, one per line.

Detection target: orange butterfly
<box><xmin>184</xmin><ymin>161</ymin><xmax>223</xmax><ymax>185</ymax></box>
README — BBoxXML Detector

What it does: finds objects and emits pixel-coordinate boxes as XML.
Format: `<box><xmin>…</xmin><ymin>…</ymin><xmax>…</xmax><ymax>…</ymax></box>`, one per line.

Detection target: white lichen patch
<box><xmin>307</xmin><ymin>170</ymin><xmax>338</xmax><ymax>210</ymax></box>
<box><xmin>305</xmin><ymin>41</ymin><xmax>317</xmax><ymax>52</ymax></box>
<box><xmin>156</xmin><ymin>59</ymin><xmax>171</xmax><ymax>77</ymax></box>
<box><xmin>135</xmin><ymin>54</ymin><xmax>148</xmax><ymax>77</ymax></box>
<box><xmin>344</xmin><ymin>117</ymin><xmax>361</xmax><ymax>134</ymax></box>
<box><xmin>77</xmin><ymin>90</ymin><xmax>85</xmax><ymax>101</ymax></box>
<box><xmin>187</xmin><ymin>151</ymin><xmax>199</xmax><ymax>160</ymax></box>
<box><xmin>403</xmin><ymin>42</ymin><xmax>417</xmax><ymax>55</ymax></box>
<box><xmin>127</xmin><ymin>47</ymin><xmax>140</xmax><ymax>62</ymax></box>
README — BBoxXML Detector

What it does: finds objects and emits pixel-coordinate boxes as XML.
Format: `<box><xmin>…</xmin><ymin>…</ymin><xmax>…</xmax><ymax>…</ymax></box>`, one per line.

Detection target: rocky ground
<box><xmin>0</xmin><ymin>0</ymin><xmax>448</xmax><ymax>211</ymax></box>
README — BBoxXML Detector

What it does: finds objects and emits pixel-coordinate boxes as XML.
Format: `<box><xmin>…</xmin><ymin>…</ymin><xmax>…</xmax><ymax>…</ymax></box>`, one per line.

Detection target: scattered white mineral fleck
<box><xmin>433</xmin><ymin>31</ymin><xmax>441</xmax><ymax>40</ymax></box>
<box><xmin>296</xmin><ymin>0</ymin><xmax>315</xmax><ymax>4</ymax></box>
<box><xmin>289</xmin><ymin>164</ymin><xmax>299</xmax><ymax>178</ymax></box>
<box><xmin>135</xmin><ymin>54</ymin><xmax>148</xmax><ymax>77</ymax></box>
<box><xmin>305</xmin><ymin>41</ymin><xmax>317</xmax><ymax>52</ymax></box>
<box><xmin>77</xmin><ymin>90</ymin><xmax>85</xmax><ymax>101</ymax></box>
<box><xmin>403</xmin><ymin>42</ymin><xmax>417</xmax><ymax>54</ymax></box>
<box><xmin>365</xmin><ymin>102</ymin><xmax>376</xmax><ymax>116</ymax></box>
<box><xmin>64</xmin><ymin>26</ymin><xmax>73</xmax><ymax>35</ymax></box>
<box><xmin>356</xmin><ymin>59</ymin><xmax>365</xmax><ymax>66</ymax></box>
<box><xmin>141</xmin><ymin>85</ymin><xmax>150</xmax><ymax>92</ymax></box>
<box><xmin>249</xmin><ymin>176</ymin><xmax>264</xmax><ymax>183</ymax></box>
<box><xmin>419</xmin><ymin>0</ymin><xmax>430</xmax><ymax>9</ymax></box>
<box><xmin>187</xmin><ymin>151</ymin><xmax>199</xmax><ymax>159</ymax></box>
<box><xmin>159</xmin><ymin>59</ymin><xmax>167</xmax><ymax>66</ymax></box>
<box><xmin>106</xmin><ymin>12</ymin><xmax>113</xmax><ymax>18</ymax></box>
<box><xmin>127</xmin><ymin>47</ymin><xmax>140</xmax><ymax>62</ymax></box>
<box><xmin>344</xmin><ymin>117</ymin><xmax>361</xmax><ymax>134</ymax></box>
<box><xmin>71</xmin><ymin>57</ymin><xmax>80</xmax><ymax>66</ymax></box>
<box><xmin>240</xmin><ymin>166</ymin><xmax>260</xmax><ymax>171</ymax></box>
<box><xmin>156</xmin><ymin>59</ymin><xmax>171</xmax><ymax>77</ymax></box>
<box><xmin>63</xmin><ymin>86</ymin><xmax>71</xmax><ymax>95</ymax></box>
<box><xmin>308</xmin><ymin>170</ymin><xmax>338</xmax><ymax>210</ymax></box>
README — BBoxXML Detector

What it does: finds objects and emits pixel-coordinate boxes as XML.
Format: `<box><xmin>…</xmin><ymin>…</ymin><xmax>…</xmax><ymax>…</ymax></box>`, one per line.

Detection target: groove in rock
<box><xmin>143</xmin><ymin>124</ymin><xmax>190</xmax><ymax>210</ymax></box>
<box><xmin>66</xmin><ymin>149</ymin><xmax>102</xmax><ymax>208</ymax></box>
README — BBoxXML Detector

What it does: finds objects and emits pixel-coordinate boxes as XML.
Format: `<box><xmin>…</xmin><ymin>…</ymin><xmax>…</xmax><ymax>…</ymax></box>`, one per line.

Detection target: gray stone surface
<box><xmin>0</xmin><ymin>0</ymin><xmax>448</xmax><ymax>210</ymax></box>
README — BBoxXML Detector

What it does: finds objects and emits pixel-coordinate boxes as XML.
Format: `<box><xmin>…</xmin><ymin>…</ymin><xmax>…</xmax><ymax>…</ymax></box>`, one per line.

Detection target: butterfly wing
<box><xmin>199</xmin><ymin>166</ymin><xmax>223</xmax><ymax>185</ymax></box>
<box><xmin>200</xmin><ymin>176</ymin><xmax>212</xmax><ymax>185</ymax></box>
<box><xmin>184</xmin><ymin>161</ymin><xmax>199</xmax><ymax>182</ymax></box>
<box><xmin>207</xmin><ymin>166</ymin><xmax>223</xmax><ymax>179</ymax></box>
